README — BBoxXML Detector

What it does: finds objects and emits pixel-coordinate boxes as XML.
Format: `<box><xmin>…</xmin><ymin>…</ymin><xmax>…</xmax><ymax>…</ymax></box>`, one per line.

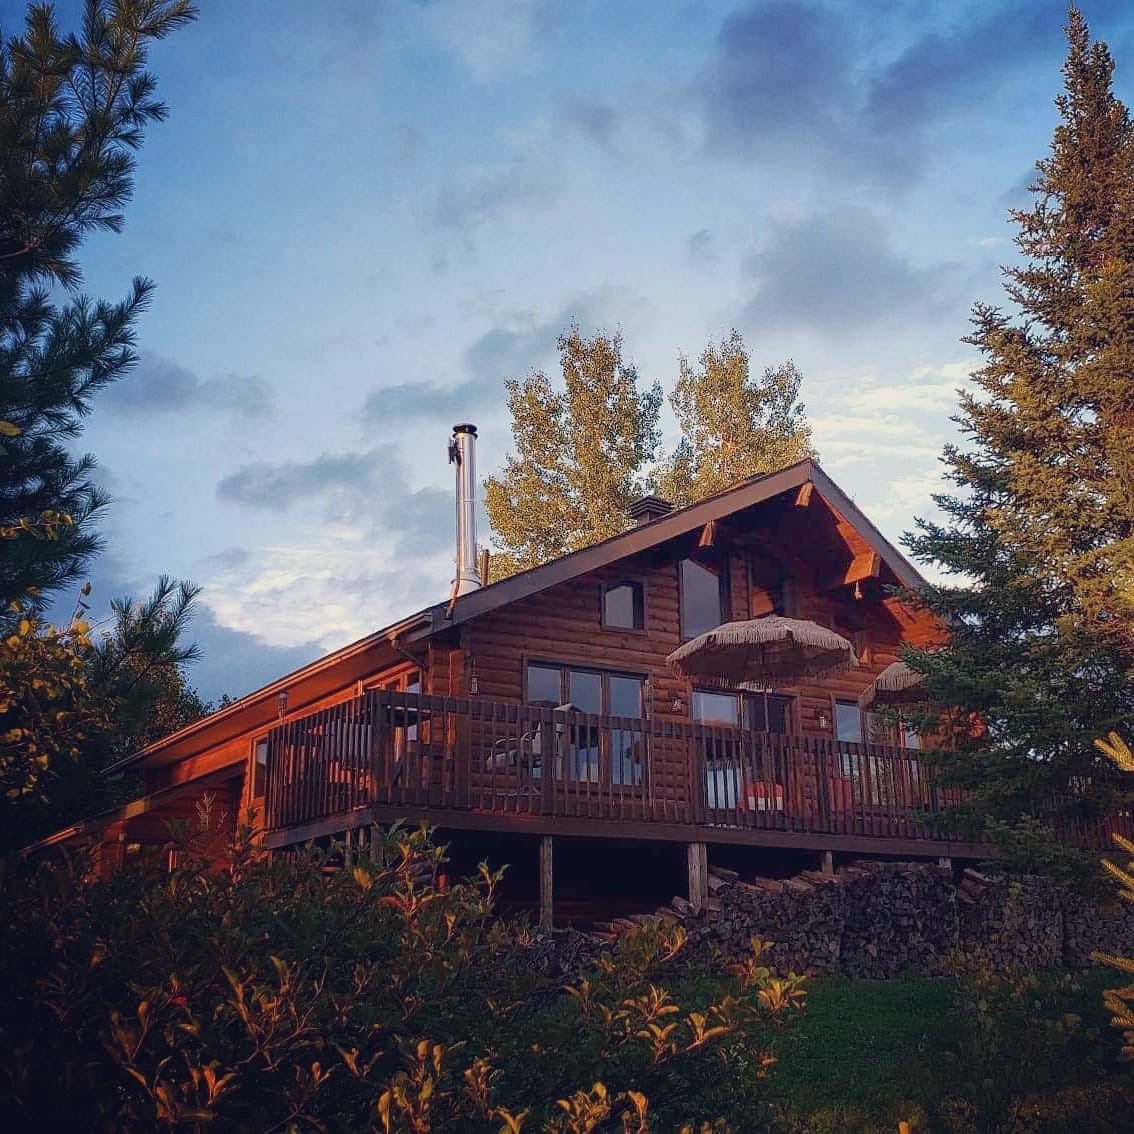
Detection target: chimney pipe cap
<box><xmin>452</xmin><ymin>422</ymin><xmax>478</xmax><ymax>436</ymax></box>
<box><xmin>628</xmin><ymin>494</ymin><xmax>674</xmax><ymax>525</ymax></box>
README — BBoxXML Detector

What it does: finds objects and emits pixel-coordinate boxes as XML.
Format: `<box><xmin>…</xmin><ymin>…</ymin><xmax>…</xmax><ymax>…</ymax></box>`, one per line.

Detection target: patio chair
<box><xmin>484</xmin><ymin>703</ymin><xmax>578</xmax><ymax>781</ymax></box>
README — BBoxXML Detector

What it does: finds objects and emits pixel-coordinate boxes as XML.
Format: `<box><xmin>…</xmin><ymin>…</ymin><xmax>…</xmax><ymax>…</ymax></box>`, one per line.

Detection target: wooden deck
<box><xmin>261</xmin><ymin>691</ymin><xmax>1129</xmax><ymax>857</ymax></box>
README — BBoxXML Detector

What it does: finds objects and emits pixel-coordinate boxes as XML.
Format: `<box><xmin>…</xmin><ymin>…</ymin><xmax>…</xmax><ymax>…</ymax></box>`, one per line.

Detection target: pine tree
<box><xmin>657</xmin><ymin>331</ymin><xmax>814</xmax><ymax>507</ymax></box>
<box><xmin>0</xmin><ymin>0</ymin><xmax>197</xmax><ymax>613</ymax></box>
<box><xmin>484</xmin><ymin>327</ymin><xmax>662</xmax><ymax>575</ymax></box>
<box><xmin>904</xmin><ymin>8</ymin><xmax>1134</xmax><ymax>884</ymax></box>
<box><xmin>2</xmin><ymin>576</ymin><xmax>206</xmax><ymax>852</ymax></box>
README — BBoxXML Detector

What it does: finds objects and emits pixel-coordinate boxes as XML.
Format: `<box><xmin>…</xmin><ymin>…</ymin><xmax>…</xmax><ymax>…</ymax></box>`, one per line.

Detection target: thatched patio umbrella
<box><xmin>667</xmin><ymin>615</ymin><xmax>858</xmax><ymax>690</ymax></box>
<box><xmin>857</xmin><ymin>659</ymin><xmax>927</xmax><ymax>710</ymax></box>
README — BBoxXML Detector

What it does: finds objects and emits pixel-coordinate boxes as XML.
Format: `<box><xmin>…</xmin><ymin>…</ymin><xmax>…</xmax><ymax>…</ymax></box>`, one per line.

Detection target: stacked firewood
<box><xmin>700</xmin><ymin>867</ymin><xmax>845</xmax><ymax>975</ymax></box>
<box><xmin>955</xmin><ymin>869</ymin><xmax>1064</xmax><ymax>968</ymax></box>
<box><xmin>838</xmin><ymin>861</ymin><xmax>957</xmax><ymax>979</ymax></box>
<box><xmin>1061</xmin><ymin>891</ymin><xmax>1134</xmax><ymax>967</ymax></box>
<box><xmin>594</xmin><ymin>861</ymin><xmax>1131</xmax><ymax>977</ymax></box>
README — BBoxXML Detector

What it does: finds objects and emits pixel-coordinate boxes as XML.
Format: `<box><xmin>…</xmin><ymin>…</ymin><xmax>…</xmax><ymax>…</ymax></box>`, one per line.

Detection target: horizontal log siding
<box><xmin>465</xmin><ymin>524</ymin><xmax>942</xmax><ymax>820</ymax></box>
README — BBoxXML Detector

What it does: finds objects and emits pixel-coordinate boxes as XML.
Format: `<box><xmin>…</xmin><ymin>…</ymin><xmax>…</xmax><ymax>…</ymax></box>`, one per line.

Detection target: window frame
<box><xmin>679</xmin><ymin>554</ymin><xmax>730</xmax><ymax>641</ymax></box>
<box><xmin>833</xmin><ymin>696</ymin><xmax>919</xmax><ymax>750</ymax></box>
<box><xmin>523</xmin><ymin>660</ymin><xmax>648</xmax><ymax>787</ymax></box>
<box><xmin>747</xmin><ymin>551</ymin><xmax>794</xmax><ymax>618</ymax></box>
<box><xmin>692</xmin><ymin>688</ymin><xmax>795</xmax><ymax>735</ymax></box>
<box><xmin>600</xmin><ymin>578</ymin><xmax>647</xmax><ymax>633</ymax></box>
<box><xmin>250</xmin><ymin>737</ymin><xmax>269</xmax><ymax>800</ymax></box>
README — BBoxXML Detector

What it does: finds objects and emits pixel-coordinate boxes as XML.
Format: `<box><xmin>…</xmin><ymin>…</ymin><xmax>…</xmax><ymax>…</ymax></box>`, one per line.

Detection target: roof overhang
<box><xmin>411</xmin><ymin>459</ymin><xmax>926</xmax><ymax>637</ymax></box>
<box><xmin>105</xmin><ymin>610</ymin><xmax>433</xmax><ymax>775</ymax></box>
<box><xmin>23</xmin><ymin>766</ymin><xmax>238</xmax><ymax>856</ymax></box>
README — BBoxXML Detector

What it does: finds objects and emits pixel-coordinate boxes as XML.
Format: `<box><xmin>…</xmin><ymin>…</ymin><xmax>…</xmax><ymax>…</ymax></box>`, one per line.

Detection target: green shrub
<box><xmin>0</xmin><ymin>812</ymin><xmax>803</xmax><ymax>1131</ymax></box>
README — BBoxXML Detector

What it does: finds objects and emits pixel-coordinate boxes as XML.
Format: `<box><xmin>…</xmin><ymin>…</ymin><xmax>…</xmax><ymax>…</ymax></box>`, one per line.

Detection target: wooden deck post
<box><xmin>370</xmin><ymin>823</ymin><xmax>385</xmax><ymax>865</ymax></box>
<box><xmin>820</xmin><ymin>850</ymin><xmax>834</xmax><ymax>875</ymax></box>
<box><xmin>540</xmin><ymin>835</ymin><xmax>554</xmax><ymax>931</ymax></box>
<box><xmin>688</xmin><ymin>842</ymin><xmax>708</xmax><ymax>911</ymax></box>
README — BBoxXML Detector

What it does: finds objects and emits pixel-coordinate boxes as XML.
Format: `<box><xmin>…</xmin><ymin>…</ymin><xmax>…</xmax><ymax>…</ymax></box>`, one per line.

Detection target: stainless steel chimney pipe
<box><xmin>449</xmin><ymin>423</ymin><xmax>482</xmax><ymax>595</ymax></box>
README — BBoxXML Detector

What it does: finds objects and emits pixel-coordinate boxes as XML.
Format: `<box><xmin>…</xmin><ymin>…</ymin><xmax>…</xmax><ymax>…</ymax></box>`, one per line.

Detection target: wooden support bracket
<box><xmin>826</xmin><ymin>551</ymin><xmax>882</xmax><ymax>592</ymax></box>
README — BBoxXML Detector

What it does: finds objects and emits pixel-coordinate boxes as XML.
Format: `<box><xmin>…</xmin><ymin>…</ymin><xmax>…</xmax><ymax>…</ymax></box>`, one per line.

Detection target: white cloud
<box><xmin>201</xmin><ymin>529</ymin><xmax>452</xmax><ymax>650</ymax></box>
<box><xmin>409</xmin><ymin>0</ymin><xmax>549</xmax><ymax>83</ymax></box>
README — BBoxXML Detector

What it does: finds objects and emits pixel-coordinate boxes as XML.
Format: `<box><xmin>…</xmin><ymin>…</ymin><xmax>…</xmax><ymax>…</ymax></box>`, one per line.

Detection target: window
<box><xmin>376</xmin><ymin>670</ymin><xmax>421</xmax><ymax>743</ymax></box>
<box><xmin>835</xmin><ymin>699</ymin><xmax>863</xmax><ymax>742</ymax></box>
<box><xmin>252</xmin><ymin>738</ymin><xmax>268</xmax><ymax>799</ymax></box>
<box><xmin>836</xmin><ymin>699</ymin><xmax>919</xmax><ymax>749</ymax></box>
<box><xmin>749</xmin><ymin>551</ymin><xmax>792</xmax><ymax>617</ymax></box>
<box><xmin>525</xmin><ymin>662</ymin><xmax>645</xmax><ymax>784</ymax></box>
<box><xmin>835</xmin><ymin>699</ymin><xmax>921</xmax><ymax>806</ymax></box>
<box><xmin>693</xmin><ymin>690</ymin><xmax>792</xmax><ymax>812</ymax></box>
<box><xmin>692</xmin><ymin>690</ymin><xmax>791</xmax><ymax>734</ymax></box>
<box><xmin>680</xmin><ymin>558</ymin><xmax>725</xmax><ymax>639</ymax></box>
<box><xmin>603</xmin><ymin>580</ymin><xmax>645</xmax><ymax>630</ymax></box>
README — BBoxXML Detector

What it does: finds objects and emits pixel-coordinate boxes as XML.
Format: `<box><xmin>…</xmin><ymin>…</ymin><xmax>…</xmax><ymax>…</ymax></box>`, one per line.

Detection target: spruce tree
<box><xmin>0</xmin><ymin>0</ymin><xmax>196</xmax><ymax>613</ymax></box>
<box><xmin>905</xmin><ymin>8</ymin><xmax>1134</xmax><ymax>883</ymax></box>
<box><xmin>656</xmin><ymin>330</ymin><xmax>814</xmax><ymax>507</ymax></box>
<box><xmin>484</xmin><ymin>327</ymin><xmax>662</xmax><ymax>575</ymax></box>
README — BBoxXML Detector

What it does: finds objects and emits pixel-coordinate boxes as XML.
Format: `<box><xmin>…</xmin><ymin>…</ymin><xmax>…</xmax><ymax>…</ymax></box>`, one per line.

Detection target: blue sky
<box><xmin>8</xmin><ymin>0</ymin><xmax>1134</xmax><ymax>701</ymax></box>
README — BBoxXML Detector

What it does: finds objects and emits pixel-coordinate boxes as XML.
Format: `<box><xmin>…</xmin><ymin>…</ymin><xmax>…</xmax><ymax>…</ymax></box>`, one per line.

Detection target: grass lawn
<box><xmin>761</xmin><ymin>968</ymin><xmax>1130</xmax><ymax>1132</ymax></box>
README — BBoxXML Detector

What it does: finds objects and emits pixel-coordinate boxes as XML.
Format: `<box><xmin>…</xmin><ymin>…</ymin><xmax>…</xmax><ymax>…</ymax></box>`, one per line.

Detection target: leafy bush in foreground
<box><xmin>0</xmin><ymin>815</ymin><xmax>803</xmax><ymax>1131</ymax></box>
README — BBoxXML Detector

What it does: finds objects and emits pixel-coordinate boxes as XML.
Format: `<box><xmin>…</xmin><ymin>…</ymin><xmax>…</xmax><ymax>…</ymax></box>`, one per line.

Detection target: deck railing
<box><xmin>262</xmin><ymin>691</ymin><xmax>1131</xmax><ymax>849</ymax></box>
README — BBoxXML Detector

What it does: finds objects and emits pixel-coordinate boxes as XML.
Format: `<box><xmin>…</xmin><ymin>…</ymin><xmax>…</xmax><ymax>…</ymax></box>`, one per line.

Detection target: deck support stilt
<box><xmin>370</xmin><ymin>823</ymin><xmax>385</xmax><ymax>865</ymax></box>
<box><xmin>688</xmin><ymin>842</ymin><xmax>708</xmax><ymax>912</ymax></box>
<box><xmin>540</xmin><ymin>835</ymin><xmax>554</xmax><ymax>931</ymax></box>
<box><xmin>820</xmin><ymin>850</ymin><xmax>834</xmax><ymax>875</ymax></box>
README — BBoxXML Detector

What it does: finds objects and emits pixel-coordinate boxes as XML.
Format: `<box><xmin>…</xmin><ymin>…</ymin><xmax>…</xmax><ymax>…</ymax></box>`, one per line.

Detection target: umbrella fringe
<box><xmin>667</xmin><ymin>616</ymin><xmax>858</xmax><ymax>686</ymax></box>
<box><xmin>857</xmin><ymin>660</ymin><xmax>927</xmax><ymax>709</ymax></box>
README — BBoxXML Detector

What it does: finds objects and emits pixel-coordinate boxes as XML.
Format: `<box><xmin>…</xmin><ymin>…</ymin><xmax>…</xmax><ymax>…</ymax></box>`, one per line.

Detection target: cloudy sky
<box><xmin>11</xmin><ymin>0</ymin><xmax>1134</xmax><ymax>701</ymax></box>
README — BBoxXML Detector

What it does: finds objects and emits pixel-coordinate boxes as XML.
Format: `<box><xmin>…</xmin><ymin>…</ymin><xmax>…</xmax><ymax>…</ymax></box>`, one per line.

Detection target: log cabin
<box><xmin>30</xmin><ymin>425</ymin><xmax>1079</xmax><ymax>925</ymax></box>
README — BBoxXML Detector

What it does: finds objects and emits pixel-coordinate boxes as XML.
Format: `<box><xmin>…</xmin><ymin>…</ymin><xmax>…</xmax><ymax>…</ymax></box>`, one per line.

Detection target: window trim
<box><xmin>600</xmin><ymin>577</ymin><xmax>648</xmax><ymax>634</ymax></box>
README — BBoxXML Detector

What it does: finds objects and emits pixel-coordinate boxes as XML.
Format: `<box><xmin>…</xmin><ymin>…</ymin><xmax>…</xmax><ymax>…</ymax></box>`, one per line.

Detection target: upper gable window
<box><xmin>680</xmin><ymin>558</ymin><xmax>725</xmax><ymax>640</ymax></box>
<box><xmin>749</xmin><ymin>550</ymin><xmax>792</xmax><ymax>618</ymax></box>
<box><xmin>603</xmin><ymin>580</ymin><xmax>645</xmax><ymax>630</ymax></box>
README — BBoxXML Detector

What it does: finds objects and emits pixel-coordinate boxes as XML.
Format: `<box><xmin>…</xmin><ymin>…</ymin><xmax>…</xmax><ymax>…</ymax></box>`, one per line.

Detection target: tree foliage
<box><xmin>904</xmin><ymin>8</ymin><xmax>1134</xmax><ymax>883</ymax></box>
<box><xmin>0</xmin><ymin>822</ymin><xmax>804</xmax><ymax>1131</ymax></box>
<box><xmin>485</xmin><ymin>327</ymin><xmax>815</xmax><ymax>576</ymax></box>
<box><xmin>657</xmin><ymin>331</ymin><xmax>814</xmax><ymax>508</ymax></box>
<box><xmin>0</xmin><ymin>605</ymin><xmax>105</xmax><ymax>805</ymax></box>
<box><xmin>1093</xmin><ymin>732</ymin><xmax>1134</xmax><ymax>1063</ymax></box>
<box><xmin>1</xmin><ymin>576</ymin><xmax>206</xmax><ymax>853</ymax></box>
<box><xmin>484</xmin><ymin>328</ymin><xmax>663</xmax><ymax>576</ymax></box>
<box><xmin>0</xmin><ymin>0</ymin><xmax>197</xmax><ymax>612</ymax></box>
